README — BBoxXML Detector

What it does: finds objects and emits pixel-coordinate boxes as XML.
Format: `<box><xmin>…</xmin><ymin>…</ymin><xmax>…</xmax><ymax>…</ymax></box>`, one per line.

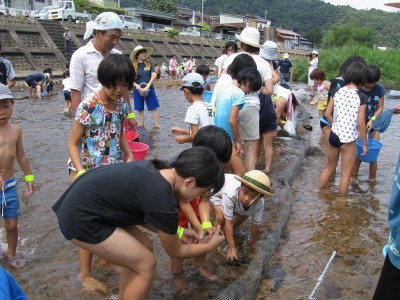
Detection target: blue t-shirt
<box><xmin>135</xmin><ymin>63</ymin><xmax>155</xmax><ymax>88</ymax></box>
<box><xmin>0</xmin><ymin>267</ymin><xmax>27</xmax><ymax>300</ymax></box>
<box><xmin>388</xmin><ymin>154</ymin><xmax>400</xmax><ymax>270</ymax></box>
<box><xmin>26</xmin><ymin>72</ymin><xmax>45</xmax><ymax>83</ymax></box>
<box><xmin>360</xmin><ymin>83</ymin><xmax>386</xmax><ymax>123</ymax></box>
<box><xmin>278</xmin><ymin>60</ymin><xmax>292</xmax><ymax>74</ymax></box>
<box><xmin>214</xmin><ymin>84</ymin><xmax>246</xmax><ymax>141</ymax></box>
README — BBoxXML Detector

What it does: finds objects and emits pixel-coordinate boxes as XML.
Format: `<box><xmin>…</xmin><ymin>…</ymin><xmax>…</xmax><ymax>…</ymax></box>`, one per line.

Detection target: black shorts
<box><xmin>260</xmin><ymin>122</ymin><xmax>277</xmax><ymax>135</ymax></box>
<box><xmin>373</xmin><ymin>254</ymin><xmax>400</xmax><ymax>300</ymax></box>
<box><xmin>329</xmin><ymin>131</ymin><xmax>343</xmax><ymax>148</ymax></box>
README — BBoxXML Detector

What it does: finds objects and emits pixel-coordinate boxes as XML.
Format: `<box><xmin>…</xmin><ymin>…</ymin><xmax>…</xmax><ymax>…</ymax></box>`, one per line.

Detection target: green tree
<box><xmin>305</xmin><ymin>28</ymin><xmax>323</xmax><ymax>47</ymax></box>
<box><xmin>146</xmin><ymin>0</ymin><xmax>177</xmax><ymax>14</ymax></box>
<box><xmin>323</xmin><ymin>23</ymin><xmax>375</xmax><ymax>48</ymax></box>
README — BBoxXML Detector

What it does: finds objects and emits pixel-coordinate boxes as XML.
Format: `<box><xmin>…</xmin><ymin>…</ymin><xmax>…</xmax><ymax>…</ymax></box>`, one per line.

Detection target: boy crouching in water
<box><xmin>211</xmin><ymin>170</ymin><xmax>273</xmax><ymax>261</ymax></box>
<box><xmin>0</xmin><ymin>84</ymin><xmax>35</xmax><ymax>268</ymax></box>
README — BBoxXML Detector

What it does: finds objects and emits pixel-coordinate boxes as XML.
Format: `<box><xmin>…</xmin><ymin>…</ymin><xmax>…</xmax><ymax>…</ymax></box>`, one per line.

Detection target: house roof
<box><xmin>276</xmin><ymin>28</ymin><xmax>300</xmax><ymax>36</ymax></box>
<box><xmin>123</xmin><ymin>7</ymin><xmax>176</xmax><ymax>20</ymax></box>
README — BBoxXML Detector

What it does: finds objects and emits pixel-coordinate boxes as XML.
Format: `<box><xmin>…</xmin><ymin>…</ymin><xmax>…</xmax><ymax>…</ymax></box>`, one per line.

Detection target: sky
<box><xmin>323</xmin><ymin>0</ymin><xmax>399</xmax><ymax>12</ymax></box>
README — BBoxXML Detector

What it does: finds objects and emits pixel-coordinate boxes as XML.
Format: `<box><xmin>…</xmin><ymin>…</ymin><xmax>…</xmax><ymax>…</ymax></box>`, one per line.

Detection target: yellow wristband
<box><xmin>76</xmin><ymin>170</ymin><xmax>86</xmax><ymax>178</ymax></box>
<box><xmin>371</xmin><ymin>116</ymin><xmax>377</xmax><ymax>121</ymax></box>
<box><xmin>127</xmin><ymin>112</ymin><xmax>136</xmax><ymax>119</ymax></box>
<box><xmin>24</xmin><ymin>174</ymin><xmax>34</xmax><ymax>182</ymax></box>
<box><xmin>177</xmin><ymin>226</ymin><xmax>184</xmax><ymax>239</ymax></box>
<box><xmin>146</xmin><ymin>84</ymin><xmax>151</xmax><ymax>88</ymax></box>
<box><xmin>201</xmin><ymin>221</ymin><xmax>212</xmax><ymax>230</ymax></box>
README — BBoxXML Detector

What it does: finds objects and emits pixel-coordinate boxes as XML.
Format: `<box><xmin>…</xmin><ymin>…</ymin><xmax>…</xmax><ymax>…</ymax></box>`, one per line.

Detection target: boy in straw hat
<box><xmin>210</xmin><ymin>170</ymin><xmax>273</xmax><ymax>261</ymax></box>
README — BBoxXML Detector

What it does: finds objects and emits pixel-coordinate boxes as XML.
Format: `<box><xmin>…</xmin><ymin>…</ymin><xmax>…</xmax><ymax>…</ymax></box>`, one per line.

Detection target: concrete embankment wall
<box><xmin>0</xmin><ymin>15</ymin><xmax>308</xmax><ymax>81</ymax></box>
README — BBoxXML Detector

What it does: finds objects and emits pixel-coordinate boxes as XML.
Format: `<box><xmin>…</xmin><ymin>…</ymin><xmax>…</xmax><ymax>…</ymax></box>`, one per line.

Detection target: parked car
<box><xmin>34</xmin><ymin>6</ymin><xmax>52</xmax><ymax>19</ymax></box>
<box><xmin>47</xmin><ymin>0</ymin><xmax>91</xmax><ymax>21</ymax></box>
<box><xmin>119</xmin><ymin>15</ymin><xmax>141</xmax><ymax>30</ymax></box>
<box><xmin>0</xmin><ymin>0</ymin><xmax>7</xmax><ymax>15</ymax></box>
<box><xmin>179</xmin><ymin>27</ymin><xmax>201</xmax><ymax>37</ymax></box>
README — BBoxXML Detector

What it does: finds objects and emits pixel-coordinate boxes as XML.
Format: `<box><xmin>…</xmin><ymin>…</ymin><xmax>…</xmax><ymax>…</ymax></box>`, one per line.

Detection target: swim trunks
<box><xmin>1</xmin><ymin>177</ymin><xmax>20</xmax><ymax>219</ymax></box>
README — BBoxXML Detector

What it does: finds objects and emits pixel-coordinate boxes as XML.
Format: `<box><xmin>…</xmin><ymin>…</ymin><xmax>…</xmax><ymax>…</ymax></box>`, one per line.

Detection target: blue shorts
<box><xmin>25</xmin><ymin>75</ymin><xmax>37</xmax><ymax>88</ymax></box>
<box><xmin>133</xmin><ymin>88</ymin><xmax>160</xmax><ymax>111</ymax></box>
<box><xmin>63</xmin><ymin>90</ymin><xmax>71</xmax><ymax>101</ymax></box>
<box><xmin>1</xmin><ymin>177</ymin><xmax>20</xmax><ymax>219</ymax></box>
<box><xmin>329</xmin><ymin>131</ymin><xmax>343</xmax><ymax>148</ymax></box>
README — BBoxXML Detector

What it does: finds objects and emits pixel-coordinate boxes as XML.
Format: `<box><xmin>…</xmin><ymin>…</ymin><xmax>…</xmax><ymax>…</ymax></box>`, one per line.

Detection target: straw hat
<box><xmin>235</xmin><ymin>27</ymin><xmax>261</xmax><ymax>48</ymax></box>
<box><xmin>234</xmin><ymin>170</ymin><xmax>273</xmax><ymax>196</ymax></box>
<box><xmin>130</xmin><ymin>45</ymin><xmax>153</xmax><ymax>62</ymax></box>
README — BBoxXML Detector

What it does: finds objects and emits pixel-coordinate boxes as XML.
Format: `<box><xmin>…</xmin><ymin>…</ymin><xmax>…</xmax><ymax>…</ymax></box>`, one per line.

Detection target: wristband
<box><xmin>76</xmin><ymin>169</ymin><xmax>86</xmax><ymax>178</ymax></box>
<box><xmin>127</xmin><ymin>112</ymin><xmax>136</xmax><ymax>119</ymax></box>
<box><xmin>146</xmin><ymin>83</ymin><xmax>151</xmax><ymax>88</ymax></box>
<box><xmin>177</xmin><ymin>226</ymin><xmax>184</xmax><ymax>239</ymax></box>
<box><xmin>201</xmin><ymin>221</ymin><xmax>212</xmax><ymax>230</ymax></box>
<box><xmin>24</xmin><ymin>174</ymin><xmax>34</xmax><ymax>182</ymax></box>
<box><xmin>371</xmin><ymin>116</ymin><xmax>377</xmax><ymax>121</ymax></box>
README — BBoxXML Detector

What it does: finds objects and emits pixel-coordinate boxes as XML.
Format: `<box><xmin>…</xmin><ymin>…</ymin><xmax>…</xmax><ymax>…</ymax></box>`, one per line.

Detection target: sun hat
<box><xmin>260</xmin><ymin>40</ymin><xmax>277</xmax><ymax>60</ymax></box>
<box><xmin>292</xmin><ymin>88</ymin><xmax>308</xmax><ymax>104</ymax></box>
<box><xmin>0</xmin><ymin>84</ymin><xmax>13</xmax><ymax>101</ymax></box>
<box><xmin>312</xmin><ymin>49</ymin><xmax>318</xmax><ymax>55</ymax></box>
<box><xmin>83</xmin><ymin>12</ymin><xmax>123</xmax><ymax>40</ymax></box>
<box><xmin>235</xmin><ymin>27</ymin><xmax>261</xmax><ymax>48</ymax></box>
<box><xmin>283</xmin><ymin>53</ymin><xmax>289</xmax><ymax>59</ymax></box>
<box><xmin>234</xmin><ymin>170</ymin><xmax>273</xmax><ymax>196</ymax></box>
<box><xmin>130</xmin><ymin>45</ymin><xmax>153</xmax><ymax>62</ymax></box>
<box><xmin>180</xmin><ymin>73</ymin><xmax>205</xmax><ymax>91</ymax></box>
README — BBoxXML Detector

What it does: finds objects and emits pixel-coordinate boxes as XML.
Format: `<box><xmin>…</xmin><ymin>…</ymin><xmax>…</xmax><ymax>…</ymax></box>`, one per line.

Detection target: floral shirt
<box><xmin>68</xmin><ymin>92</ymin><xmax>129</xmax><ymax>171</ymax></box>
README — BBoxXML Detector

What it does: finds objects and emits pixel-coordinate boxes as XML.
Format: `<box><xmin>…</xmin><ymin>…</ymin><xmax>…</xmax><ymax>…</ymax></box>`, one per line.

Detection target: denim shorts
<box><xmin>133</xmin><ymin>88</ymin><xmax>160</xmax><ymax>111</ymax></box>
<box><xmin>1</xmin><ymin>177</ymin><xmax>20</xmax><ymax>218</ymax></box>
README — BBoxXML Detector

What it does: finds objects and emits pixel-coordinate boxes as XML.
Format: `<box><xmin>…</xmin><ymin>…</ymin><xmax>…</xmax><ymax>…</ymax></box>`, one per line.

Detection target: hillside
<box><xmin>120</xmin><ymin>0</ymin><xmax>400</xmax><ymax>48</ymax></box>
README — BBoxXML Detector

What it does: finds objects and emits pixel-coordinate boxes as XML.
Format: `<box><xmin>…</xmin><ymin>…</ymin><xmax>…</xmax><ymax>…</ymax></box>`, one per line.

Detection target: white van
<box><xmin>119</xmin><ymin>15</ymin><xmax>141</xmax><ymax>30</ymax></box>
<box><xmin>34</xmin><ymin>6</ymin><xmax>52</xmax><ymax>19</ymax></box>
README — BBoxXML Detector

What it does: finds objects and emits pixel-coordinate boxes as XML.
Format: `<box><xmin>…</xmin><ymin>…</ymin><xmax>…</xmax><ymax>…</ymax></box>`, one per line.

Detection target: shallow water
<box><xmin>257</xmin><ymin>97</ymin><xmax>400</xmax><ymax>299</ymax></box>
<box><xmin>1</xmin><ymin>83</ymin><xmax>399</xmax><ymax>299</ymax></box>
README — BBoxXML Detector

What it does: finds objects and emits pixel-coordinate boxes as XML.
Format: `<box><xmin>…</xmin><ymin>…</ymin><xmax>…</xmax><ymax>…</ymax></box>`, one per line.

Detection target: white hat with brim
<box><xmin>130</xmin><ymin>45</ymin><xmax>153</xmax><ymax>62</ymax></box>
<box><xmin>235</xmin><ymin>27</ymin><xmax>261</xmax><ymax>48</ymax></box>
<box><xmin>283</xmin><ymin>53</ymin><xmax>289</xmax><ymax>59</ymax></box>
<box><xmin>234</xmin><ymin>170</ymin><xmax>273</xmax><ymax>196</ymax></box>
<box><xmin>0</xmin><ymin>84</ymin><xmax>13</xmax><ymax>100</ymax></box>
<box><xmin>260</xmin><ymin>40</ymin><xmax>278</xmax><ymax>60</ymax></box>
<box><xmin>312</xmin><ymin>50</ymin><xmax>318</xmax><ymax>55</ymax></box>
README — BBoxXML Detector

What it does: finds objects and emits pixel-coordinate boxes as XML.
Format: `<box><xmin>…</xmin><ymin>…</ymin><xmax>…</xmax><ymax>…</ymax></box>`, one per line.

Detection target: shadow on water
<box><xmin>1</xmin><ymin>84</ymin><xmax>399</xmax><ymax>299</ymax></box>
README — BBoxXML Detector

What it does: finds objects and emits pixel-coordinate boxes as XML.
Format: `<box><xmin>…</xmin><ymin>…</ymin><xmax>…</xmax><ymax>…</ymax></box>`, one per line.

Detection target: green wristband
<box><xmin>201</xmin><ymin>221</ymin><xmax>213</xmax><ymax>230</ymax></box>
<box><xmin>127</xmin><ymin>112</ymin><xmax>136</xmax><ymax>119</ymax></box>
<box><xmin>24</xmin><ymin>174</ymin><xmax>34</xmax><ymax>182</ymax></box>
<box><xmin>76</xmin><ymin>169</ymin><xmax>86</xmax><ymax>178</ymax></box>
<box><xmin>177</xmin><ymin>226</ymin><xmax>184</xmax><ymax>239</ymax></box>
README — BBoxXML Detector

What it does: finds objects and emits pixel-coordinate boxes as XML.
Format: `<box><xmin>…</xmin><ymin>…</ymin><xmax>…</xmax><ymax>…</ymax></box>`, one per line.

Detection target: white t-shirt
<box><xmin>184</xmin><ymin>100</ymin><xmax>213</xmax><ymax>129</ymax></box>
<box><xmin>210</xmin><ymin>174</ymin><xmax>265</xmax><ymax>224</ymax></box>
<box><xmin>274</xmin><ymin>84</ymin><xmax>291</xmax><ymax>102</ymax></box>
<box><xmin>214</xmin><ymin>54</ymin><xmax>227</xmax><ymax>77</ymax></box>
<box><xmin>62</xmin><ymin>77</ymin><xmax>71</xmax><ymax>92</ymax></box>
<box><xmin>308</xmin><ymin>57</ymin><xmax>318</xmax><ymax>75</ymax></box>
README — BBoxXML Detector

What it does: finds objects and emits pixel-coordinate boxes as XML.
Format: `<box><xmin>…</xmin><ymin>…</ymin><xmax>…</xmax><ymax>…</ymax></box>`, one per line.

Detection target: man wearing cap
<box><xmin>0</xmin><ymin>42</ymin><xmax>16</xmax><ymax>89</ymax></box>
<box><xmin>69</xmin><ymin>12</ymin><xmax>125</xmax><ymax>113</ymax></box>
<box><xmin>63</xmin><ymin>28</ymin><xmax>72</xmax><ymax>54</ymax></box>
<box><xmin>308</xmin><ymin>50</ymin><xmax>319</xmax><ymax>97</ymax></box>
<box><xmin>278</xmin><ymin>53</ymin><xmax>293</xmax><ymax>86</ymax></box>
<box><xmin>221</xmin><ymin>27</ymin><xmax>274</xmax><ymax>172</ymax></box>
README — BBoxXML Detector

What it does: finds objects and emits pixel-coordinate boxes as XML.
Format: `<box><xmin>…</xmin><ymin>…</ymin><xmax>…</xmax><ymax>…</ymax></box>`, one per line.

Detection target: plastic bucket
<box><xmin>203</xmin><ymin>90</ymin><xmax>212</xmax><ymax>103</ymax></box>
<box><xmin>356</xmin><ymin>138</ymin><xmax>383</xmax><ymax>162</ymax></box>
<box><xmin>128</xmin><ymin>141</ymin><xmax>149</xmax><ymax>160</ymax></box>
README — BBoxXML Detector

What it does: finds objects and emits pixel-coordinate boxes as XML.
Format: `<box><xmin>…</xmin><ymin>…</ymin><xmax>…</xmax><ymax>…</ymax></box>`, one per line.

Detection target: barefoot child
<box><xmin>352</xmin><ymin>65</ymin><xmax>385</xmax><ymax>179</ymax></box>
<box><xmin>67</xmin><ymin>54</ymin><xmax>136</xmax><ymax>292</ymax></box>
<box><xmin>62</xmin><ymin>70</ymin><xmax>71</xmax><ymax>112</ymax></box>
<box><xmin>211</xmin><ymin>170</ymin><xmax>273</xmax><ymax>261</ymax></box>
<box><xmin>319</xmin><ymin>62</ymin><xmax>369</xmax><ymax>194</ymax></box>
<box><xmin>171</xmin><ymin>73</ymin><xmax>213</xmax><ymax>144</ymax></box>
<box><xmin>309</xmin><ymin>68</ymin><xmax>331</xmax><ymax>117</ymax></box>
<box><xmin>53</xmin><ymin>147</ymin><xmax>226</xmax><ymax>299</ymax></box>
<box><xmin>0</xmin><ymin>84</ymin><xmax>35</xmax><ymax>268</ymax></box>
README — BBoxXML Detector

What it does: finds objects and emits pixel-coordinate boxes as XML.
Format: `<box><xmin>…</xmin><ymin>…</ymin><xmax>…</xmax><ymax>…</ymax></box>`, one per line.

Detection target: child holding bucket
<box><xmin>53</xmin><ymin>147</ymin><xmax>226</xmax><ymax>299</ymax></box>
<box><xmin>67</xmin><ymin>54</ymin><xmax>135</xmax><ymax>292</ymax></box>
<box><xmin>171</xmin><ymin>73</ymin><xmax>213</xmax><ymax>144</ymax></box>
<box><xmin>352</xmin><ymin>65</ymin><xmax>385</xmax><ymax>179</ymax></box>
<box><xmin>170</xmin><ymin>126</ymin><xmax>232</xmax><ymax>284</ymax></box>
<box><xmin>210</xmin><ymin>170</ymin><xmax>273</xmax><ymax>261</ymax></box>
<box><xmin>319</xmin><ymin>62</ymin><xmax>369</xmax><ymax>195</ymax></box>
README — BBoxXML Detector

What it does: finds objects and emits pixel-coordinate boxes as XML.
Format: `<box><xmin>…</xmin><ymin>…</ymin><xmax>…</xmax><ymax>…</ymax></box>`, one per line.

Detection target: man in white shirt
<box><xmin>308</xmin><ymin>49</ymin><xmax>319</xmax><ymax>97</ymax></box>
<box><xmin>214</xmin><ymin>41</ymin><xmax>238</xmax><ymax>77</ymax></box>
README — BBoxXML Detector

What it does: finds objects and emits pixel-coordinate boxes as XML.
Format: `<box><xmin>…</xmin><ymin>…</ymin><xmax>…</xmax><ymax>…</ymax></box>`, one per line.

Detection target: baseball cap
<box><xmin>0</xmin><ymin>84</ymin><xmax>13</xmax><ymax>101</ymax></box>
<box><xmin>180</xmin><ymin>73</ymin><xmax>205</xmax><ymax>91</ymax></box>
<box><xmin>283</xmin><ymin>53</ymin><xmax>289</xmax><ymax>59</ymax></box>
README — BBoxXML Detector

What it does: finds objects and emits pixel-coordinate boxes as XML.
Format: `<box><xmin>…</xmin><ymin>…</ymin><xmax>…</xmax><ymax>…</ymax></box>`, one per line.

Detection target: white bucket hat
<box><xmin>130</xmin><ymin>45</ymin><xmax>153</xmax><ymax>62</ymax></box>
<box><xmin>312</xmin><ymin>50</ymin><xmax>319</xmax><ymax>55</ymax></box>
<box><xmin>260</xmin><ymin>40</ymin><xmax>277</xmax><ymax>60</ymax></box>
<box><xmin>235</xmin><ymin>27</ymin><xmax>261</xmax><ymax>48</ymax></box>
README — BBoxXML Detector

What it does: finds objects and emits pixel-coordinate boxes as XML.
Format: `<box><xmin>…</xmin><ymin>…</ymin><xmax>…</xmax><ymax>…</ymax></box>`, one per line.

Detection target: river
<box><xmin>1</xmin><ymin>83</ymin><xmax>399</xmax><ymax>299</ymax></box>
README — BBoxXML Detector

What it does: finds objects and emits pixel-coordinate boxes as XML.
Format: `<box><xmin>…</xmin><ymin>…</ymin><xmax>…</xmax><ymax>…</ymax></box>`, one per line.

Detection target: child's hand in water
<box><xmin>208</xmin><ymin>225</ymin><xmax>225</xmax><ymax>247</ymax></box>
<box><xmin>226</xmin><ymin>247</ymin><xmax>238</xmax><ymax>261</ymax></box>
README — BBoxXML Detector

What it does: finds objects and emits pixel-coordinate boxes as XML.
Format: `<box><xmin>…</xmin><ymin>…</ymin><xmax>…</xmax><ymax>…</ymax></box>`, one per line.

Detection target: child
<box><xmin>211</xmin><ymin>170</ymin><xmax>273</xmax><ymax>261</ymax></box>
<box><xmin>44</xmin><ymin>73</ymin><xmax>53</xmax><ymax>97</ymax></box>
<box><xmin>171</xmin><ymin>73</ymin><xmax>213</xmax><ymax>144</ymax></box>
<box><xmin>0</xmin><ymin>84</ymin><xmax>35</xmax><ymax>268</ymax></box>
<box><xmin>309</xmin><ymin>68</ymin><xmax>331</xmax><ymax>117</ymax></box>
<box><xmin>67</xmin><ymin>54</ymin><xmax>136</xmax><ymax>292</ymax></box>
<box><xmin>62</xmin><ymin>70</ymin><xmax>71</xmax><ymax>113</ymax></box>
<box><xmin>319</xmin><ymin>62</ymin><xmax>369</xmax><ymax>195</ymax></box>
<box><xmin>53</xmin><ymin>147</ymin><xmax>226</xmax><ymax>299</ymax></box>
<box><xmin>195</xmin><ymin>64</ymin><xmax>211</xmax><ymax>91</ymax></box>
<box><xmin>352</xmin><ymin>64</ymin><xmax>385</xmax><ymax>179</ymax></box>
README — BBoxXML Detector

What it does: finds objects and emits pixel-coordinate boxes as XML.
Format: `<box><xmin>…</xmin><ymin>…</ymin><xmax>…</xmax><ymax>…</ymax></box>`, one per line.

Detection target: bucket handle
<box><xmin>137</xmin><ymin>128</ymin><xmax>150</xmax><ymax>145</ymax></box>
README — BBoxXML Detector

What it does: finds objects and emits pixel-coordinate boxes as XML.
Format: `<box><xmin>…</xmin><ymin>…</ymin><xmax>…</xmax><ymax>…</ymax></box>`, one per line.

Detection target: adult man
<box><xmin>0</xmin><ymin>42</ymin><xmax>16</xmax><ymax>88</ymax></box>
<box><xmin>63</xmin><ymin>28</ymin><xmax>72</xmax><ymax>54</ymax></box>
<box><xmin>168</xmin><ymin>55</ymin><xmax>178</xmax><ymax>79</ymax></box>
<box><xmin>308</xmin><ymin>49</ymin><xmax>319</xmax><ymax>97</ymax></box>
<box><xmin>278</xmin><ymin>53</ymin><xmax>293</xmax><ymax>86</ymax></box>
<box><xmin>214</xmin><ymin>41</ymin><xmax>238</xmax><ymax>77</ymax></box>
<box><xmin>221</xmin><ymin>27</ymin><xmax>273</xmax><ymax>172</ymax></box>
